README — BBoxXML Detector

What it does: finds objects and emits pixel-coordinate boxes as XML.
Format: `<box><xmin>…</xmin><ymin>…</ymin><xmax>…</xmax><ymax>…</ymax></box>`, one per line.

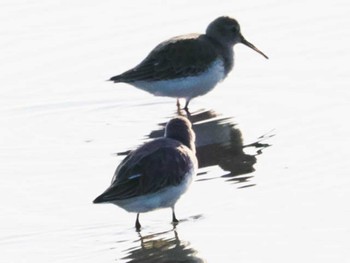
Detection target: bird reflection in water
<box><xmin>121</xmin><ymin>228</ymin><xmax>204</xmax><ymax>263</ymax></box>
<box><xmin>118</xmin><ymin>108</ymin><xmax>272</xmax><ymax>188</ymax></box>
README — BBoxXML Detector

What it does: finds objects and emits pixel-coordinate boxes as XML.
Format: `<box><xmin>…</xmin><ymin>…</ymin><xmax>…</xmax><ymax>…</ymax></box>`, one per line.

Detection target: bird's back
<box><xmin>109</xmin><ymin>34</ymin><xmax>221</xmax><ymax>83</ymax></box>
<box><xmin>93</xmin><ymin>138</ymin><xmax>196</xmax><ymax>203</ymax></box>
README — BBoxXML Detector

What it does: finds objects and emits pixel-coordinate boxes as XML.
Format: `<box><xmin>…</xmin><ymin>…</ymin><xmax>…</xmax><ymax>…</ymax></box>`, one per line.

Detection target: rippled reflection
<box><xmin>121</xmin><ymin>228</ymin><xmax>204</xmax><ymax>262</ymax></box>
<box><xmin>118</xmin><ymin>108</ymin><xmax>272</xmax><ymax>187</ymax></box>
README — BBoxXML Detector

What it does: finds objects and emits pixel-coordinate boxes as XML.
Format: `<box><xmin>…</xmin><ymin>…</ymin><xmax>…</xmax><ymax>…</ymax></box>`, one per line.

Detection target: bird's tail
<box><xmin>93</xmin><ymin>194</ymin><xmax>107</xmax><ymax>204</ymax></box>
<box><xmin>108</xmin><ymin>75</ymin><xmax>122</xmax><ymax>83</ymax></box>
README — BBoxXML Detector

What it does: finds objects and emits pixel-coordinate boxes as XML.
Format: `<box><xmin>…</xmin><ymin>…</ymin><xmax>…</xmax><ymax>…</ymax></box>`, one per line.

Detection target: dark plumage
<box><xmin>110</xmin><ymin>35</ymin><xmax>218</xmax><ymax>82</ymax></box>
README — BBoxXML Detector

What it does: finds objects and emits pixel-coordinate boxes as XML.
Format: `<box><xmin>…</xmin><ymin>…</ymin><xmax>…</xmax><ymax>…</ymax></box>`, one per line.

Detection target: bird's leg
<box><xmin>135</xmin><ymin>213</ymin><xmax>141</xmax><ymax>231</ymax></box>
<box><xmin>172</xmin><ymin>207</ymin><xmax>179</xmax><ymax>224</ymax></box>
<box><xmin>176</xmin><ymin>99</ymin><xmax>182</xmax><ymax>115</ymax></box>
<box><xmin>184</xmin><ymin>98</ymin><xmax>191</xmax><ymax>112</ymax></box>
<box><xmin>176</xmin><ymin>98</ymin><xmax>181</xmax><ymax>108</ymax></box>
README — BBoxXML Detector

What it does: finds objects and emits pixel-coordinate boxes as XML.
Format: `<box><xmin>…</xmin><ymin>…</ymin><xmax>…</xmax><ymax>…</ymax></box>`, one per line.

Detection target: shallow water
<box><xmin>1</xmin><ymin>0</ymin><xmax>350</xmax><ymax>262</ymax></box>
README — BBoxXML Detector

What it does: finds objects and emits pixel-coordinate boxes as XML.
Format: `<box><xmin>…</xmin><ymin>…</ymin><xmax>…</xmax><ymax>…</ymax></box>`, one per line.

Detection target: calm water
<box><xmin>1</xmin><ymin>0</ymin><xmax>350</xmax><ymax>262</ymax></box>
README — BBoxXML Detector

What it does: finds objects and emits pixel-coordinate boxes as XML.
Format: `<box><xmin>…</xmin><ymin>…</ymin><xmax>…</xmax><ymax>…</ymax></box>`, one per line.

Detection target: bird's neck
<box><xmin>222</xmin><ymin>47</ymin><xmax>234</xmax><ymax>75</ymax></box>
<box><xmin>207</xmin><ymin>37</ymin><xmax>234</xmax><ymax>75</ymax></box>
<box><xmin>166</xmin><ymin>132</ymin><xmax>195</xmax><ymax>152</ymax></box>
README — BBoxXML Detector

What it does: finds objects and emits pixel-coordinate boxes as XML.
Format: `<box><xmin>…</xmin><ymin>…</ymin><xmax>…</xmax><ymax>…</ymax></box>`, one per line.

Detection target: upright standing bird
<box><xmin>109</xmin><ymin>16</ymin><xmax>268</xmax><ymax>110</ymax></box>
<box><xmin>93</xmin><ymin>117</ymin><xmax>197</xmax><ymax>230</ymax></box>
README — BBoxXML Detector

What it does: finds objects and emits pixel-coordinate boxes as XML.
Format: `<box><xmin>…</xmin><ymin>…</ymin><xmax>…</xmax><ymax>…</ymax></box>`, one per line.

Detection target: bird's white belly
<box><xmin>133</xmin><ymin>59</ymin><xmax>225</xmax><ymax>99</ymax></box>
<box><xmin>113</xmin><ymin>169</ymin><xmax>194</xmax><ymax>213</ymax></box>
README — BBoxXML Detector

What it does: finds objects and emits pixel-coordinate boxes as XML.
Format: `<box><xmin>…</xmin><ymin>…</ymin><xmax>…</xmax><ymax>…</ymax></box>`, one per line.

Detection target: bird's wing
<box><xmin>95</xmin><ymin>141</ymin><xmax>194</xmax><ymax>201</ymax></box>
<box><xmin>110</xmin><ymin>35</ymin><xmax>218</xmax><ymax>82</ymax></box>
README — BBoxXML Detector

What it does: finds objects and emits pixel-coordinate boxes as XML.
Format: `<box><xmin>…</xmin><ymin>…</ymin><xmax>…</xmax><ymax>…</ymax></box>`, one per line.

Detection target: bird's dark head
<box><xmin>206</xmin><ymin>16</ymin><xmax>268</xmax><ymax>59</ymax></box>
<box><xmin>165</xmin><ymin>117</ymin><xmax>196</xmax><ymax>152</ymax></box>
<box><xmin>206</xmin><ymin>16</ymin><xmax>241</xmax><ymax>45</ymax></box>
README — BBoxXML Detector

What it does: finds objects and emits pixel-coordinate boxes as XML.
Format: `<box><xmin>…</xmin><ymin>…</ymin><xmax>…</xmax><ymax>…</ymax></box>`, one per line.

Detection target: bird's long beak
<box><xmin>241</xmin><ymin>35</ymin><xmax>269</xmax><ymax>59</ymax></box>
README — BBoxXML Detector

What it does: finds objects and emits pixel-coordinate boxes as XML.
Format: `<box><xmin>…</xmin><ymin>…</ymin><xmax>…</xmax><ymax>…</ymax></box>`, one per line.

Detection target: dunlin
<box><xmin>93</xmin><ymin>117</ymin><xmax>197</xmax><ymax>230</ymax></box>
<box><xmin>110</xmin><ymin>16</ymin><xmax>268</xmax><ymax>109</ymax></box>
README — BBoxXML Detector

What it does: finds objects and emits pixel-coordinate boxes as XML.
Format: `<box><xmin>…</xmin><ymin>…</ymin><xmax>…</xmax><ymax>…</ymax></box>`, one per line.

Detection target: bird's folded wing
<box><xmin>110</xmin><ymin>35</ymin><xmax>218</xmax><ymax>82</ymax></box>
<box><xmin>96</xmin><ymin>146</ymin><xmax>192</xmax><ymax>201</ymax></box>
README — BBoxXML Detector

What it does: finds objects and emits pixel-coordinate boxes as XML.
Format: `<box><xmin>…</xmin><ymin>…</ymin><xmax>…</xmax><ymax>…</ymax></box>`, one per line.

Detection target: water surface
<box><xmin>1</xmin><ymin>0</ymin><xmax>349</xmax><ymax>262</ymax></box>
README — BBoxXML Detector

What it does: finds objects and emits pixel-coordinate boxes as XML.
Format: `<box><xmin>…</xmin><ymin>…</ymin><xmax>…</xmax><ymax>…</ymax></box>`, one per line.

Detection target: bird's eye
<box><xmin>231</xmin><ymin>27</ymin><xmax>238</xmax><ymax>33</ymax></box>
